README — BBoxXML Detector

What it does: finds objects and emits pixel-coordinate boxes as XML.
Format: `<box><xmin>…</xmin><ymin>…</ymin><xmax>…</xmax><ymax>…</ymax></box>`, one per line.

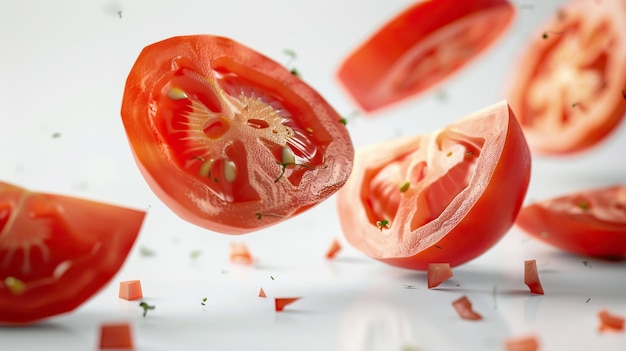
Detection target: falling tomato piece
<box><xmin>452</xmin><ymin>295</ymin><xmax>482</xmax><ymax>321</ymax></box>
<box><xmin>275</xmin><ymin>297</ymin><xmax>301</xmax><ymax>312</ymax></box>
<box><xmin>427</xmin><ymin>263</ymin><xmax>453</xmax><ymax>289</ymax></box>
<box><xmin>524</xmin><ymin>260</ymin><xmax>544</xmax><ymax>295</ymax></box>
<box><xmin>325</xmin><ymin>238</ymin><xmax>342</xmax><ymax>259</ymax></box>
<box><xmin>504</xmin><ymin>335</ymin><xmax>540</xmax><ymax>351</ymax></box>
<box><xmin>258</xmin><ymin>288</ymin><xmax>267</xmax><ymax>298</ymax></box>
<box><xmin>118</xmin><ymin>280</ymin><xmax>143</xmax><ymax>301</ymax></box>
<box><xmin>230</xmin><ymin>242</ymin><xmax>254</xmax><ymax>265</ymax></box>
<box><xmin>99</xmin><ymin>323</ymin><xmax>134</xmax><ymax>350</ymax></box>
<box><xmin>598</xmin><ymin>309</ymin><xmax>625</xmax><ymax>332</ymax></box>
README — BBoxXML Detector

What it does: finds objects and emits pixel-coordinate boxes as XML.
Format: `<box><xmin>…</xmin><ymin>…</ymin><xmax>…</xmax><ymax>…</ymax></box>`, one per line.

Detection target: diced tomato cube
<box><xmin>118</xmin><ymin>280</ymin><xmax>143</xmax><ymax>301</ymax></box>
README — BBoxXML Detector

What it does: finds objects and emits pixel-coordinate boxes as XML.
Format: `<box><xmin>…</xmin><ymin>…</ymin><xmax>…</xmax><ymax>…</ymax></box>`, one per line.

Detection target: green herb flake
<box><xmin>139</xmin><ymin>302</ymin><xmax>155</xmax><ymax>317</ymax></box>
<box><xmin>52</xmin><ymin>132</ymin><xmax>61</xmax><ymax>139</ymax></box>
<box><xmin>339</xmin><ymin>117</ymin><xmax>347</xmax><ymax>125</ymax></box>
<box><xmin>255</xmin><ymin>212</ymin><xmax>262</xmax><ymax>219</ymax></box>
<box><xmin>578</xmin><ymin>200</ymin><xmax>590</xmax><ymax>210</ymax></box>
<box><xmin>190</xmin><ymin>250</ymin><xmax>202</xmax><ymax>260</ymax></box>
<box><xmin>139</xmin><ymin>246</ymin><xmax>156</xmax><ymax>257</ymax></box>
<box><xmin>201</xmin><ymin>297</ymin><xmax>208</xmax><ymax>306</ymax></box>
<box><xmin>542</xmin><ymin>32</ymin><xmax>549</xmax><ymax>39</ymax></box>
<box><xmin>290</xmin><ymin>68</ymin><xmax>300</xmax><ymax>77</ymax></box>
<box><xmin>586</xmin><ymin>297</ymin><xmax>591</xmax><ymax>303</ymax></box>
<box><xmin>399</xmin><ymin>181</ymin><xmax>410</xmax><ymax>193</ymax></box>
<box><xmin>582</xmin><ymin>260</ymin><xmax>592</xmax><ymax>268</ymax></box>
<box><xmin>403</xmin><ymin>284</ymin><xmax>416</xmax><ymax>289</ymax></box>
<box><xmin>270</xmin><ymin>275</ymin><xmax>275</xmax><ymax>280</ymax></box>
<box><xmin>376</xmin><ymin>219</ymin><xmax>390</xmax><ymax>231</ymax></box>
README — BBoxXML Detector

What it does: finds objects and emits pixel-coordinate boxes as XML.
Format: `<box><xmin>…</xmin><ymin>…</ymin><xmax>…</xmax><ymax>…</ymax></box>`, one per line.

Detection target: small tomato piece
<box><xmin>275</xmin><ymin>297</ymin><xmax>301</xmax><ymax>312</ymax></box>
<box><xmin>0</xmin><ymin>182</ymin><xmax>145</xmax><ymax>325</ymax></box>
<box><xmin>452</xmin><ymin>295</ymin><xmax>482</xmax><ymax>321</ymax></box>
<box><xmin>427</xmin><ymin>263</ymin><xmax>453</xmax><ymax>289</ymax></box>
<box><xmin>516</xmin><ymin>185</ymin><xmax>626</xmax><ymax>259</ymax></box>
<box><xmin>230</xmin><ymin>242</ymin><xmax>254</xmax><ymax>265</ymax></box>
<box><xmin>598</xmin><ymin>309</ymin><xmax>625</xmax><ymax>332</ymax></box>
<box><xmin>325</xmin><ymin>238</ymin><xmax>342</xmax><ymax>260</ymax></box>
<box><xmin>119</xmin><ymin>280</ymin><xmax>143</xmax><ymax>301</ymax></box>
<box><xmin>507</xmin><ymin>0</ymin><xmax>626</xmax><ymax>154</ymax></box>
<box><xmin>524</xmin><ymin>259</ymin><xmax>545</xmax><ymax>295</ymax></box>
<box><xmin>505</xmin><ymin>335</ymin><xmax>540</xmax><ymax>351</ymax></box>
<box><xmin>121</xmin><ymin>35</ymin><xmax>354</xmax><ymax>234</ymax></box>
<box><xmin>336</xmin><ymin>101</ymin><xmax>531</xmax><ymax>270</ymax></box>
<box><xmin>337</xmin><ymin>0</ymin><xmax>515</xmax><ymax>113</ymax></box>
<box><xmin>258</xmin><ymin>287</ymin><xmax>266</xmax><ymax>298</ymax></box>
<box><xmin>99</xmin><ymin>323</ymin><xmax>134</xmax><ymax>350</ymax></box>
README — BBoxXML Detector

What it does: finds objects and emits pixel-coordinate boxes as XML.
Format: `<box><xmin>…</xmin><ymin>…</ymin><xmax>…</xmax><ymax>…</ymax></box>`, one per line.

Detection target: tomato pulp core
<box><xmin>365</xmin><ymin>131</ymin><xmax>483</xmax><ymax>232</ymax></box>
<box><xmin>153</xmin><ymin>62</ymin><xmax>330</xmax><ymax>203</ymax></box>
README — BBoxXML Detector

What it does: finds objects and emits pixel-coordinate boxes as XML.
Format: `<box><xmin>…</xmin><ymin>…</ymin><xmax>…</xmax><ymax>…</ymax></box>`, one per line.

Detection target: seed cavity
<box><xmin>224</xmin><ymin>159</ymin><xmax>237</xmax><ymax>183</ymax></box>
<box><xmin>167</xmin><ymin>87</ymin><xmax>188</xmax><ymax>100</ymax></box>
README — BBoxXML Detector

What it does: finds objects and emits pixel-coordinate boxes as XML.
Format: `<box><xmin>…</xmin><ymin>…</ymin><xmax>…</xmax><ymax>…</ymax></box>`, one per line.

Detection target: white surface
<box><xmin>1</xmin><ymin>0</ymin><xmax>626</xmax><ymax>350</ymax></box>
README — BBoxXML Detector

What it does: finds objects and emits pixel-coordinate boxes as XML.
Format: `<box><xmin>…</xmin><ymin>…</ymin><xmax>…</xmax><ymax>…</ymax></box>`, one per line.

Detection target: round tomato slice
<box><xmin>121</xmin><ymin>35</ymin><xmax>354</xmax><ymax>235</ymax></box>
<box><xmin>507</xmin><ymin>0</ymin><xmax>626</xmax><ymax>154</ymax></box>
<box><xmin>515</xmin><ymin>185</ymin><xmax>626</xmax><ymax>259</ymax></box>
<box><xmin>336</xmin><ymin>101</ymin><xmax>530</xmax><ymax>270</ymax></box>
<box><xmin>0</xmin><ymin>181</ymin><xmax>145</xmax><ymax>325</ymax></box>
<box><xmin>337</xmin><ymin>0</ymin><xmax>515</xmax><ymax>113</ymax></box>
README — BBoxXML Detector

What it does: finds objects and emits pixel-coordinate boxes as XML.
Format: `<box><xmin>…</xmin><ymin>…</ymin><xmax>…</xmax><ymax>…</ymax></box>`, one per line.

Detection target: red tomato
<box><xmin>336</xmin><ymin>101</ymin><xmax>531</xmax><ymax>270</ymax></box>
<box><xmin>523</xmin><ymin>259</ymin><xmax>545</xmax><ymax>295</ymax></box>
<box><xmin>121</xmin><ymin>35</ymin><xmax>354</xmax><ymax>234</ymax></box>
<box><xmin>427</xmin><ymin>263</ymin><xmax>453</xmax><ymax>289</ymax></box>
<box><xmin>515</xmin><ymin>185</ymin><xmax>626</xmax><ymax>259</ymax></box>
<box><xmin>507</xmin><ymin>0</ymin><xmax>626</xmax><ymax>154</ymax></box>
<box><xmin>337</xmin><ymin>0</ymin><xmax>515</xmax><ymax>113</ymax></box>
<box><xmin>0</xmin><ymin>182</ymin><xmax>145</xmax><ymax>325</ymax></box>
<box><xmin>452</xmin><ymin>295</ymin><xmax>483</xmax><ymax>321</ymax></box>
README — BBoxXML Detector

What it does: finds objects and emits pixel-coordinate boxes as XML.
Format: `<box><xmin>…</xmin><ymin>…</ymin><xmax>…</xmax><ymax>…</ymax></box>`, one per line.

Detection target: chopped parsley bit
<box><xmin>434</xmin><ymin>245</ymin><xmax>443</xmax><ymax>249</ymax></box>
<box><xmin>339</xmin><ymin>117</ymin><xmax>348</xmax><ymax>125</ymax></box>
<box><xmin>376</xmin><ymin>219</ymin><xmax>390</xmax><ymax>231</ymax></box>
<box><xmin>283</xmin><ymin>49</ymin><xmax>300</xmax><ymax>77</ymax></box>
<box><xmin>290</xmin><ymin>68</ymin><xmax>300</xmax><ymax>77</ymax></box>
<box><xmin>403</xmin><ymin>284</ymin><xmax>416</xmax><ymax>289</ymax></box>
<box><xmin>578</xmin><ymin>200</ymin><xmax>590</xmax><ymax>210</ymax></box>
<box><xmin>255</xmin><ymin>212</ymin><xmax>262</xmax><ymax>219</ymax></box>
<box><xmin>274</xmin><ymin>161</ymin><xmax>313</xmax><ymax>183</ymax></box>
<box><xmin>542</xmin><ymin>33</ymin><xmax>549</xmax><ymax>39</ymax></box>
<box><xmin>201</xmin><ymin>297</ymin><xmax>208</xmax><ymax>306</ymax></box>
<box><xmin>435</xmin><ymin>89</ymin><xmax>448</xmax><ymax>101</ymax></box>
<box><xmin>139</xmin><ymin>246</ymin><xmax>156</xmax><ymax>257</ymax></box>
<box><xmin>586</xmin><ymin>297</ymin><xmax>591</xmax><ymax>303</ymax></box>
<box><xmin>117</xmin><ymin>10</ymin><xmax>122</xmax><ymax>19</ymax></box>
<box><xmin>139</xmin><ymin>302</ymin><xmax>155</xmax><ymax>317</ymax></box>
<box><xmin>465</xmin><ymin>151</ymin><xmax>474</xmax><ymax>157</ymax></box>
<box><xmin>542</xmin><ymin>30</ymin><xmax>564</xmax><ymax>39</ymax></box>
<box><xmin>399</xmin><ymin>181</ymin><xmax>410</xmax><ymax>193</ymax></box>
<box><xmin>283</xmin><ymin>49</ymin><xmax>297</xmax><ymax>60</ymax></box>
<box><xmin>270</xmin><ymin>275</ymin><xmax>275</xmax><ymax>280</ymax></box>
<box><xmin>4</xmin><ymin>276</ymin><xmax>26</xmax><ymax>295</ymax></box>
<box><xmin>52</xmin><ymin>132</ymin><xmax>61</xmax><ymax>138</ymax></box>
<box><xmin>190</xmin><ymin>250</ymin><xmax>202</xmax><ymax>260</ymax></box>
<box><xmin>582</xmin><ymin>260</ymin><xmax>592</xmax><ymax>268</ymax></box>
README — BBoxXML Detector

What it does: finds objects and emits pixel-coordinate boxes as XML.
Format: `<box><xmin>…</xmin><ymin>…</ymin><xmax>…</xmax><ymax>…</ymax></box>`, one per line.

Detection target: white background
<box><xmin>1</xmin><ymin>0</ymin><xmax>625</xmax><ymax>350</ymax></box>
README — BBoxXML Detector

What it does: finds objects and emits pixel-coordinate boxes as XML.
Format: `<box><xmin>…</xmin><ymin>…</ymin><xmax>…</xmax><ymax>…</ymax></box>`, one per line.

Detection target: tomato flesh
<box><xmin>507</xmin><ymin>0</ymin><xmax>626</xmax><ymax>154</ymax></box>
<box><xmin>121</xmin><ymin>35</ymin><xmax>354</xmax><ymax>234</ymax></box>
<box><xmin>427</xmin><ymin>263</ymin><xmax>453</xmax><ymax>289</ymax></box>
<box><xmin>337</xmin><ymin>101</ymin><xmax>531</xmax><ymax>270</ymax></box>
<box><xmin>524</xmin><ymin>259</ymin><xmax>544</xmax><ymax>295</ymax></box>
<box><xmin>452</xmin><ymin>295</ymin><xmax>483</xmax><ymax>321</ymax></box>
<box><xmin>337</xmin><ymin>0</ymin><xmax>515</xmax><ymax>113</ymax></box>
<box><xmin>516</xmin><ymin>185</ymin><xmax>626</xmax><ymax>259</ymax></box>
<box><xmin>0</xmin><ymin>182</ymin><xmax>145</xmax><ymax>325</ymax></box>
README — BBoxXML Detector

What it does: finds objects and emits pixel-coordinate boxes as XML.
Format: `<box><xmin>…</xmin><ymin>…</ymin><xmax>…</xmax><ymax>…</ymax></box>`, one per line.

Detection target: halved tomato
<box><xmin>337</xmin><ymin>0</ymin><xmax>515</xmax><ymax>113</ymax></box>
<box><xmin>515</xmin><ymin>185</ymin><xmax>626</xmax><ymax>259</ymax></box>
<box><xmin>507</xmin><ymin>0</ymin><xmax>626</xmax><ymax>154</ymax></box>
<box><xmin>0</xmin><ymin>181</ymin><xmax>145</xmax><ymax>325</ymax></box>
<box><xmin>336</xmin><ymin>101</ymin><xmax>530</xmax><ymax>270</ymax></box>
<box><xmin>121</xmin><ymin>35</ymin><xmax>354</xmax><ymax>234</ymax></box>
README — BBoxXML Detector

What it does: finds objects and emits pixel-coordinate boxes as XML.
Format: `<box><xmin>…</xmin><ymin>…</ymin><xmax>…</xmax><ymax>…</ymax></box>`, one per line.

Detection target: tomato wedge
<box><xmin>524</xmin><ymin>259</ymin><xmax>545</xmax><ymax>295</ymax></box>
<box><xmin>337</xmin><ymin>0</ymin><xmax>515</xmax><ymax>113</ymax></box>
<box><xmin>121</xmin><ymin>35</ymin><xmax>354</xmax><ymax>234</ymax></box>
<box><xmin>598</xmin><ymin>309</ymin><xmax>625</xmax><ymax>332</ymax></box>
<box><xmin>336</xmin><ymin>101</ymin><xmax>530</xmax><ymax>270</ymax></box>
<box><xmin>452</xmin><ymin>295</ymin><xmax>483</xmax><ymax>321</ymax></box>
<box><xmin>427</xmin><ymin>263</ymin><xmax>453</xmax><ymax>289</ymax></box>
<box><xmin>0</xmin><ymin>181</ymin><xmax>145</xmax><ymax>325</ymax></box>
<box><xmin>507</xmin><ymin>0</ymin><xmax>626</xmax><ymax>154</ymax></box>
<box><xmin>515</xmin><ymin>185</ymin><xmax>626</xmax><ymax>259</ymax></box>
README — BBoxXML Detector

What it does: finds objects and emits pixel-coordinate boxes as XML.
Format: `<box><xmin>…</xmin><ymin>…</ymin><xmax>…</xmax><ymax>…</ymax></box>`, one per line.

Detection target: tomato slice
<box><xmin>515</xmin><ymin>185</ymin><xmax>626</xmax><ymax>259</ymax></box>
<box><xmin>504</xmin><ymin>336</ymin><xmax>540</xmax><ymax>351</ymax></box>
<box><xmin>229</xmin><ymin>241</ymin><xmax>254</xmax><ymax>265</ymax></box>
<box><xmin>427</xmin><ymin>263</ymin><xmax>453</xmax><ymax>289</ymax></box>
<box><xmin>325</xmin><ymin>238</ymin><xmax>342</xmax><ymax>260</ymax></box>
<box><xmin>336</xmin><ymin>101</ymin><xmax>530</xmax><ymax>270</ymax></box>
<box><xmin>598</xmin><ymin>309</ymin><xmax>625</xmax><ymax>332</ymax></box>
<box><xmin>258</xmin><ymin>287</ymin><xmax>267</xmax><ymax>298</ymax></box>
<box><xmin>452</xmin><ymin>295</ymin><xmax>483</xmax><ymax>321</ymax></box>
<box><xmin>0</xmin><ymin>181</ymin><xmax>145</xmax><ymax>325</ymax></box>
<box><xmin>524</xmin><ymin>259</ymin><xmax>545</xmax><ymax>295</ymax></box>
<box><xmin>507</xmin><ymin>0</ymin><xmax>626</xmax><ymax>154</ymax></box>
<box><xmin>274</xmin><ymin>297</ymin><xmax>301</xmax><ymax>312</ymax></box>
<box><xmin>121</xmin><ymin>35</ymin><xmax>354</xmax><ymax>234</ymax></box>
<box><xmin>337</xmin><ymin>0</ymin><xmax>515</xmax><ymax>113</ymax></box>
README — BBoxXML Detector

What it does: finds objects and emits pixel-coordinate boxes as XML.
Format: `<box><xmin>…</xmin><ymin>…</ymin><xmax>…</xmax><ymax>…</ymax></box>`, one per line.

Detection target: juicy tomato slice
<box><xmin>337</xmin><ymin>0</ymin><xmax>515</xmax><ymax>113</ymax></box>
<box><xmin>516</xmin><ymin>185</ymin><xmax>626</xmax><ymax>259</ymax></box>
<box><xmin>0</xmin><ymin>181</ymin><xmax>145</xmax><ymax>325</ymax></box>
<box><xmin>336</xmin><ymin>101</ymin><xmax>531</xmax><ymax>270</ymax></box>
<box><xmin>452</xmin><ymin>295</ymin><xmax>483</xmax><ymax>321</ymax></box>
<box><xmin>524</xmin><ymin>259</ymin><xmax>545</xmax><ymax>295</ymax></box>
<box><xmin>121</xmin><ymin>35</ymin><xmax>354</xmax><ymax>234</ymax></box>
<box><xmin>427</xmin><ymin>263</ymin><xmax>453</xmax><ymax>289</ymax></box>
<box><xmin>507</xmin><ymin>0</ymin><xmax>626</xmax><ymax>154</ymax></box>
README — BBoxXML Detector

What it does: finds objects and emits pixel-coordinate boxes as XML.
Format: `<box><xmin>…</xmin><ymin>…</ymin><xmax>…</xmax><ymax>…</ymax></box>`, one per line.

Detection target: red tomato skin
<box><xmin>121</xmin><ymin>35</ymin><xmax>354</xmax><ymax>235</ymax></box>
<box><xmin>373</xmin><ymin>105</ymin><xmax>530</xmax><ymax>270</ymax></box>
<box><xmin>427</xmin><ymin>263</ymin><xmax>453</xmax><ymax>289</ymax></box>
<box><xmin>524</xmin><ymin>259</ymin><xmax>544</xmax><ymax>295</ymax></box>
<box><xmin>516</xmin><ymin>185</ymin><xmax>626</xmax><ymax>259</ymax></box>
<box><xmin>0</xmin><ymin>182</ymin><xmax>145</xmax><ymax>325</ymax></box>
<box><xmin>452</xmin><ymin>295</ymin><xmax>483</xmax><ymax>321</ymax></box>
<box><xmin>337</xmin><ymin>0</ymin><xmax>515</xmax><ymax>113</ymax></box>
<box><xmin>506</xmin><ymin>0</ymin><xmax>626</xmax><ymax>155</ymax></box>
